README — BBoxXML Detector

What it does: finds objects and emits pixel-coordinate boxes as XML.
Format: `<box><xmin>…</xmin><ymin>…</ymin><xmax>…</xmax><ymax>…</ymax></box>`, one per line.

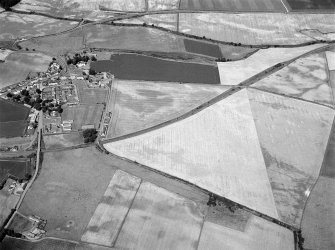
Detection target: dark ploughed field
<box><xmin>91</xmin><ymin>54</ymin><xmax>221</xmax><ymax>84</ymax></box>
<box><xmin>0</xmin><ymin>159</ymin><xmax>31</xmax><ymax>184</ymax></box>
<box><xmin>0</xmin><ymin>98</ymin><xmax>30</xmax><ymax>138</ymax></box>
<box><xmin>286</xmin><ymin>0</ymin><xmax>335</xmax><ymax>11</ymax></box>
<box><xmin>184</xmin><ymin>39</ymin><xmax>223</xmax><ymax>58</ymax></box>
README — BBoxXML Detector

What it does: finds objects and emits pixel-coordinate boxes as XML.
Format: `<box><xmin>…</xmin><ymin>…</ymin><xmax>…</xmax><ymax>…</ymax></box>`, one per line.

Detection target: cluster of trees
<box><xmin>6</xmin><ymin>89</ymin><xmax>63</xmax><ymax>113</ymax></box>
<box><xmin>215</xmin><ymin>57</ymin><xmax>232</xmax><ymax>62</ymax></box>
<box><xmin>66</xmin><ymin>53</ymin><xmax>97</xmax><ymax>65</ymax></box>
<box><xmin>0</xmin><ymin>0</ymin><xmax>21</xmax><ymax>10</ymax></box>
<box><xmin>83</xmin><ymin>128</ymin><xmax>98</xmax><ymax>143</ymax></box>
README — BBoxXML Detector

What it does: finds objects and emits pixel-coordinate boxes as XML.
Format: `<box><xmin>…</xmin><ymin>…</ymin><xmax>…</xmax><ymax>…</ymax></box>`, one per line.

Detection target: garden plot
<box><xmin>326</xmin><ymin>51</ymin><xmax>335</xmax><ymax>70</ymax></box>
<box><xmin>217</xmin><ymin>44</ymin><xmax>325</xmax><ymax>85</ymax></box>
<box><xmin>198</xmin><ymin>216</ymin><xmax>294</xmax><ymax>250</ymax></box>
<box><xmin>180</xmin><ymin>0</ymin><xmax>287</xmax><ymax>12</ymax></box>
<box><xmin>18</xmin><ymin>147</ymin><xmax>118</xmax><ymax>241</ymax></box>
<box><xmin>148</xmin><ymin>0</ymin><xmax>180</xmax><ymax>10</ymax></box>
<box><xmin>114</xmin><ymin>182</ymin><xmax>203</xmax><ymax>250</ymax></box>
<box><xmin>62</xmin><ymin>104</ymin><xmax>104</xmax><ymax>131</ymax></box>
<box><xmin>0</xmin><ymin>52</ymin><xmax>51</xmax><ymax>88</ymax></box>
<box><xmin>178</xmin><ymin>13</ymin><xmax>335</xmax><ymax>45</ymax></box>
<box><xmin>43</xmin><ymin>133</ymin><xmax>84</xmax><ymax>150</ymax></box>
<box><xmin>0</xmin><ymin>12</ymin><xmax>78</xmax><ymax>40</ymax></box>
<box><xmin>105</xmin><ymin>90</ymin><xmax>278</xmax><ymax>218</ymax></box>
<box><xmin>82</xmin><ymin>170</ymin><xmax>141</xmax><ymax>247</ymax></box>
<box><xmin>301</xmin><ymin>177</ymin><xmax>335</xmax><ymax>250</ymax></box>
<box><xmin>247</xmin><ymin>88</ymin><xmax>334</xmax><ymax>226</ymax></box>
<box><xmin>107</xmin><ymin>80</ymin><xmax>230</xmax><ymax>138</ymax></box>
<box><xmin>84</xmin><ymin>25</ymin><xmax>185</xmax><ymax>52</ymax></box>
<box><xmin>252</xmin><ymin>52</ymin><xmax>334</xmax><ymax>107</ymax></box>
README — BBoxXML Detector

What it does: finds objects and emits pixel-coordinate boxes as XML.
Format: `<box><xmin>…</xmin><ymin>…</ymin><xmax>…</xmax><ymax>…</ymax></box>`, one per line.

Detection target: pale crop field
<box><xmin>148</xmin><ymin>0</ymin><xmax>180</xmax><ymax>10</ymax></box>
<box><xmin>198</xmin><ymin>216</ymin><xmax>294</xmax><ymax>250</ymax></box>
<box><xmin>82</xmin><ymin>170</ymin><xmax>141</xmax><ymax>247</ymax></box>
<box><xmin>253</xmin><ymin>52</ymin><xmax>334</xmax><ymax>107</ymax></box>
<box><xmin>114</xmin><ymin>182</ymin><xmax>204</xmax><ymax>250</ymax></box>
<box><xmin>325</xmin><ymin>51</ymin><xmax>335</xmax><ymax>71</ymax></box>
<box><xmin>105</xmin><ymin>90</ymin><xmax>279</xmax><ymax>218</ymax></box>
<box><xmin>217</xmin><ymin>44</ymin><xmax>325</xmax><ymax>85</ymax></box>
<box><xmin>107</xmin><ymin>80</ymin><xmax>230</xmax><ymax>138</ymax></box>
<box><xmin>247</xmin><ymin>88</ymin><xmax>334</xmax><ymax>226</ymax></box>
<box><xmin>179</xmin><ymin>13</ymin><xmax>335</xmax><ymax>45</ymax></box>
<box><xmin>84</xmin><ymin>25</ymin><xmax>185</xmax><ymax>52</ymax></box>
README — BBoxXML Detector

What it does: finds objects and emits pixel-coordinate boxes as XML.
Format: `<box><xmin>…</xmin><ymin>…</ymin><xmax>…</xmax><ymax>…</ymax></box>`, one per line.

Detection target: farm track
<box><xmin>101</xmin><ymin>44</ymin><xmax>332</xmax><ymax>145</ymax></box>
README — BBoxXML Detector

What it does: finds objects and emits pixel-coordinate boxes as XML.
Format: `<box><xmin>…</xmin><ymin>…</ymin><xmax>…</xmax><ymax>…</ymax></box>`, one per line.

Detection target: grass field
<box><xmin>19</xmin><ymin>32</ymin><xmax>84</xmax><ymax>55</ymax></box>
<box><xmin>0</xmin><ymin>52</ymin><xmax>51</xmax><ymax>88</ymax></box>
<box><xmin>62</xmin><ymin>104</ymin><xmax>104</xmax><ymax>130</ymax></box>
<box><xmin>179</xmin><ymin>0</ymin><xmax>287</xmax><ymax>12</ymax></box>
<box><xmin>286</xmin><ymin>0</ymin><xmax>335</xmax><ymax>11</ymax></box>
<box><xmin>248</xmin><ymin>88</ymin><xmax>334</xmax><ymax>226</ymax></box>
<box><xmin>43</xmin><ymin>133</ymin><xmax>84</xmax><ymax>150</ymax></box>
<box><xmin>105</xmin><ymin>90</ymin><xmax>278</xmax><ymax>218</ymax></box>
<box><xmin>0</xmin><ymin>159</ymin><xmax>31</xmax><ymax>183</ymax></box>
<box><xmin>0</xmin><ymin>185</ymin><xmax>20</xmax><ymax>228</ymax></box>
<box><xmin>7</xmin><ymin>212</ymin><xmax>34</xmax><ymax>233</ymax></box>
<box><xmin>91</xmin><ymin>54</ymin><xmax>221</xmax><ymax>84</ymax></box>
<box><xmin>253</xmin><ymin>52</ymin><xmax>334</xmax><ymax>107</ymax></box>
<box><xmin>301</xmin><ymin>177</ymin><xmax>335</xmax><ymax>250</ymax></box>
<box><xmin>320</xmin><ymin>120</ymin><xmax>335</xmax><ymax>178</ymax></box>
<box><xmin>114</xmin><ymin>182</ymin><xmax>203</xmax><ymax>250</ymax></box>
<box><xmin>179</xmin><ymin>13</ymin><xmax>335</xmax><ymax>45</ymax></box>
<box><xmin>0</xmin><ymin>12</ymin><xmax>78</xmax><ymax>40</ymax></box>
<box><xmin>106</xmin><ymin>80</ymin><xmax>230</xmax><ymax>138</ymax></box>
<box><xmin>217</xmin><ymin>44</ymin><xmax>325</xmax><ymax>85</ymax></box>
<box><xmin>75</xmin><ymin>80</ymin><xmax>108</xmax><ymax>104</ymax></box>
<box><xmin>81</xmin><ymin>170</ymin><xmax>141</xmax><ymax>247</ymax></box>
<box><xmin>18</xmin><ymin>147</ymin><xmax>118</xmax><ymax>241</ymax></box>
<box><xmin>148</xmin><ymin>0</ymin><xmax>179</xmax><ymax>10</ymax></box>
<box><xmin>198</xmin><ymin>216</ymin><xmax>294</xmax><ymax>250</ymax></box>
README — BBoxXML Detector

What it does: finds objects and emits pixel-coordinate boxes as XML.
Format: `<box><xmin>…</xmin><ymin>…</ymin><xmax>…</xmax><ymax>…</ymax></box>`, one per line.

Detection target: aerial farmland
<box><xmin>0</xmin><ymin>0</ymin><xmax>334</xmax><ymax>250</ymax></box>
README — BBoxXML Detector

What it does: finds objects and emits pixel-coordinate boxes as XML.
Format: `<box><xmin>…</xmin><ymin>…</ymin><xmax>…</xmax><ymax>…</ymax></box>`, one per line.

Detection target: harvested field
<box><xmin>301</xmin><ymin>177</ymin><xmax>335</xmax><ymax>250</ymax></box>
<box><xmin>0</xmin><ymin>12</ymin><xmax>78</xmax><ymax>40</ymax></box>
<box><xmin>81</xmin><ymin>170</ymin><xmax>141</xmax><ymax>247</ymax></box>
<box><xmin>253</xmin><ymin>52</ymin><xmax>334</xmax><ymax>107</ymax></box>
<box><xmin>84</xmin><ymin>25</ymin><xmax>185</xmax><ymax>52</ymax></box>
<box><xmin>286</xmin><ymin>0</ymin><xmax>335</xmax><ymax>11</ymax></box>
<box><xmin>19</xmin><ymin>32</ymin><xmax>84</xmax><ymax>55</ymax></box>
<box><xmin>180</xmin><ymin>0</ymin><xmax>287</xmax><ymax>12</ymax></box>
<box><xmin>184</xmin><ymin>39</ymin><xmax>222</xmax><ymax>58</ymax></box>
<box><xmin>75</xmin><ymin>80</ymin><xmax>108</xmax><ymax>104</ymax></box>
<box><xmin>217</xmin><ymin>44</ymin><xmax>325</xmax><ymax>85</ymax></box>
<box><xmin>114</xmin><ymin>182</ymin><xmax>203</xmax><ymax>250</ymax></box>
<box><xmin>198</xmin><ymin>216</ymin><xmax>294</xmax><ymax>250</ymax></box>
<box><xmin>148</xmin><ymin>0</ymin><xmax>179</xmax><ymax>10</ymax></box>
<box><xmin>116</xmin><ymin>14</ymin><xmax>178</xmax><ymax>31</ymax></box>
<box><xmin>0</xmin><ymin>159</ymin><xmax>31</xmax><ymax>183</ymax></box>
<box><xmin>62</xmin><ymin>104</ymin><xmax>104</xmax><ymax>130</ymax></box>
<box><xmin>248</xmin><ymin>88</ymin><xmax>334</xmax><ymax>226</ymax></box>
<box><xmin>326</xmin><ymin>51</ymin><xmax>335</xmax><ymax>70</ymax></box>
<box><xmin>0</xmin><ymin>99</ymin><xmax>30</xmax><ymax>138</ymax></box>
<box><xmin>0</xmin><ymin>52</ymin><xmax>51</xmax><ymax>88</ymax></box>
<box><xmin>0</xmin><ymin>236</ymin><xmax>113</xmax><ymax>250</ymax></box>
<box><xmin>91</xmin><ymin>54</ymin><xmax>220</xmax><ymax>84</ymax></box>
<box><xmin>179</xmin><ymin>13</ymin><xmax>335</xmax><ymax>45</ymax></box>
<box><xmin>107</xmin><ymin>80</ymin><xmax>230</xmax><ymax>138</ymax></box>
<box><xmin>18</xmin><ymin>147</ymin><xmax>118</xmax><ymax>241</ymax></box>
<box><xmin>43</xmin><ymin>133</ymin><xmax>84</xmax><ymax>150</ymax></box>
<box><xmin>105</xmin><ymin>90</ymin><xmax>279</xmax><ymax>218</ymax></box>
